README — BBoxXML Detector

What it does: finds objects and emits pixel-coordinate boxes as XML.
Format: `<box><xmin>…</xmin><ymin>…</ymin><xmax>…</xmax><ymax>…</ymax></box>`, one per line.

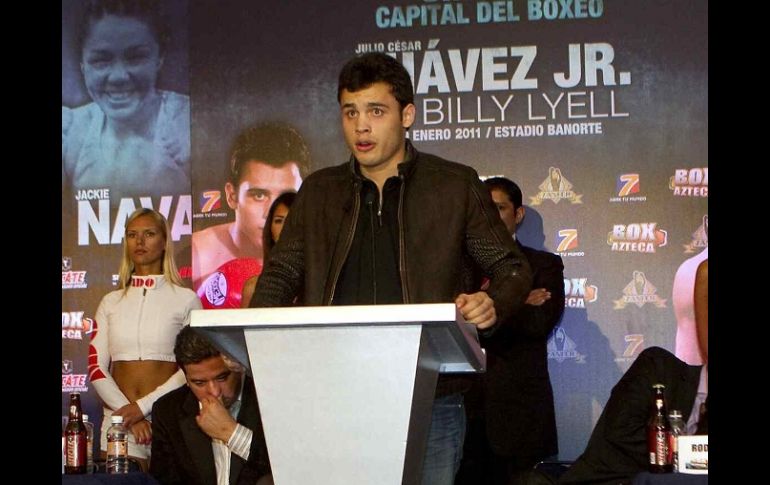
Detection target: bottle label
<box><xmin>107</xmin><ymin>439</ymin><xmax>128</xmax><ymax>456</ymax></box>
<box><xmin>652</xmin><ymin>431</ymin><xmax>669</xmax><ymax>465</ymax></box>
<box><xmin>66</xmin><ymin>434</ymin><xmax>86</xmax><ymax>466</ymax></box>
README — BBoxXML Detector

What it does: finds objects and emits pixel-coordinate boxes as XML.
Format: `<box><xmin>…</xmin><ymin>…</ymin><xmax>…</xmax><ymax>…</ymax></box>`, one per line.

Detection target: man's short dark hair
<box><xmin>229</xmin><ymin>121</ymin><xmax>311</xmax><ymax>185</ymax></box>
<box><xmin>174</xmin><ymin>326</ymin><xmax>221</xmax><ymax>370</ymax></box>
<box><xmin>484</xmin><ymin>177</ymin><xmax>522</xmax><ymax>210</ymax></box>
<box><xmin>337</xmin><ymin>53</ymin><xmax>414</xmax><ymax>110</ymax></box>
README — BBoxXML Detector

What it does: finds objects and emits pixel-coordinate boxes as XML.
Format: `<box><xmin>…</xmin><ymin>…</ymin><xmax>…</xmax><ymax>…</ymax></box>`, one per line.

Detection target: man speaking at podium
<box><xmin>249</xmin><ymin>52</ymin><xmax>532</xmax><ymax>485</ymax></box>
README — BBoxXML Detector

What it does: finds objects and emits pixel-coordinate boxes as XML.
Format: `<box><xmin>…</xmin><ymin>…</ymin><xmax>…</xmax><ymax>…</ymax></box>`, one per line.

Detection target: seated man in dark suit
<box><xmin>150</xmin><ymin>326</ymin><xmax>272</xmax><ymax>485</ymax></box>
<box><xmin>558</xmin><ymin>346</ymin><xmax>707</xmax><ymax>485</ymax></box>
<box><xmin>458</xmin><ymin>177</ymin><xmax>565</xmax><ymax>485</ymax></box>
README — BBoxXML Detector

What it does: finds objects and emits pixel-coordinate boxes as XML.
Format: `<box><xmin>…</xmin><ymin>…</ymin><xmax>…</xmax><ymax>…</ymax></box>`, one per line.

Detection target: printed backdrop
<box><xmin>63</xmin><ymin>0</ymin><xmax>708</xmax><ymax>460</ymax></box>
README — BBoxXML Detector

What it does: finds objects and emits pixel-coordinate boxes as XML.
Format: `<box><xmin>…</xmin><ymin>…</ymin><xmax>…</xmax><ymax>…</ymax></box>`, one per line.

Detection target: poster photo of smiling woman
<box><xmin>62</xmin><ymin>0</ymin><xmax>191</xmax><ymax>202</ymax></box>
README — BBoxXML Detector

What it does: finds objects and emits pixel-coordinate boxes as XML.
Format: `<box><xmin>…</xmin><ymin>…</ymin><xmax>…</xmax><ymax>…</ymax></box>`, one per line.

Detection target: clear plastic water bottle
<box><xmin>106</xmin><ymin>415</ymin><xmax>129</xmax><ymax>474</ymax></box>
<box><xmin>668</xmin><ymin>410</ymin><xmax>686</xmax><ymax>473</ymax></box>
<box><xmin>82</xmin><ymin>414</ymin><xmax>95</xmax><ymax>473</ymax></box>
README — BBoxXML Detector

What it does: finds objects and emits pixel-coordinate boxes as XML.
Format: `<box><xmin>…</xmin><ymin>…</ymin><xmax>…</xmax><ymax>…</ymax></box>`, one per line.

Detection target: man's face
<box><xmin>81</xmin><ymin>15</ymin><xmax>162</xmax><ymax>122</ymax></box>
<box><xmin>490</xmin><ymin>188</ymin><xmax>524</xmax><ymax>236</ymax></box>
<box><xmin>340</xmin><ymin>82</ymin><xmax>415</xmax><ymax>176</ymax></box>
<box><xmin>184</xmin><ymin>356</ymin><xmax>242</xmax><ymax>409</ymax></box>
<box><xmin>225</xmin><ymin>160</ymin><xmax>302</xmax><ymax>248</ymax></box>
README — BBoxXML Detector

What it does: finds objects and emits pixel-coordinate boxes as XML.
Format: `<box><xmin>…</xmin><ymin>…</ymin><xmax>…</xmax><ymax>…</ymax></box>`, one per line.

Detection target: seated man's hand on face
<box><xmin>196</xmin><ymin>396</ymin><xmax>238</xmax><ymax>442</ymax></box>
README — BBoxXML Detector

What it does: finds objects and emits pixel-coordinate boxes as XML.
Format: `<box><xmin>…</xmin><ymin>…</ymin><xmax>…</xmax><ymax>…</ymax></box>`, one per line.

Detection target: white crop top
<box><xmin>88</xmin><ymin>275</ymin><xmax>202</xmax><ymax>416</ymax></box>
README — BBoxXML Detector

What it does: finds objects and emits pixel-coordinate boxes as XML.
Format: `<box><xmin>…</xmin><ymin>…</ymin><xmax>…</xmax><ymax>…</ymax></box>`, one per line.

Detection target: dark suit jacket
<box><xmin>479</xmin><ymin>242</ymin><xmax>565</xmax><ymax>464</ymax></box>
<box><xmin>150</xmin><ymin>377</ymin><xmax>271</xmax><ymax>485</ymax></box>
<box><xmin>559</xmin><ymin>347</ymin><xmax>703</xmax><ymax>485</ymax></box>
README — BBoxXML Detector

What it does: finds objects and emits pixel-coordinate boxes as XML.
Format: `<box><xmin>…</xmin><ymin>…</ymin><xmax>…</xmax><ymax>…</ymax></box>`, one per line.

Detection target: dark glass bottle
<box><xmin>647</xmin><ymin>383</ymin><xmax>673</xmax><ymax>473</ymax></box>
<box><xmin>64</xmin><ymin>392</ymin><xmax>87</xmax><ymax>474</ymax></box>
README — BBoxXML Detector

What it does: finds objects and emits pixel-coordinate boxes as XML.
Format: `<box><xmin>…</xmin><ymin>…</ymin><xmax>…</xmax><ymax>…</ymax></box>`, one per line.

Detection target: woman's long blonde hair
<box><xmin>118</xmin><ymin>208</ymin><xmax>183</xmax><ymax>291</ymax></box>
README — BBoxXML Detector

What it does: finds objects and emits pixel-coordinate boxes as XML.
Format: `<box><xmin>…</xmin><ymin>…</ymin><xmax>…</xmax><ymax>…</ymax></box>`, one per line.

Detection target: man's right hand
<box><xmin>196</xmin><ymin>397</ymin><xmax>237</xmax><ymax>442</ymax></box>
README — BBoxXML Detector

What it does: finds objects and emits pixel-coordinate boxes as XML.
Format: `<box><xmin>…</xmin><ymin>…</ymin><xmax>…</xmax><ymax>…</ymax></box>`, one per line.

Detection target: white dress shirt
<box><xmin>685</xmin><ymin>364</ymin><xmax>708</xmax><ymax>435</ymax></box>
<box><xmin>211</xmin><ymin>374</ymin><xmax>254</xmax><ymax>485</ymax></box>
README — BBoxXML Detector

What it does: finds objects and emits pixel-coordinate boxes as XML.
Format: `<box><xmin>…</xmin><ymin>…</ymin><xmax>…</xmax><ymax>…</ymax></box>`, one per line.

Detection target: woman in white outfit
<box><xmin>89</xmin><ymin>208</ymin><xmax>201</xmax><ymax>468</ymax></box>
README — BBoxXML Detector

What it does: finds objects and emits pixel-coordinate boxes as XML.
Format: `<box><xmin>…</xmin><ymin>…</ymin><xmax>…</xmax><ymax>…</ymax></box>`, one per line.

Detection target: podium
<box><xmin>191</xmin><ymin>303</ymin><xmax>485</xmax><ymax>485</ymax></box>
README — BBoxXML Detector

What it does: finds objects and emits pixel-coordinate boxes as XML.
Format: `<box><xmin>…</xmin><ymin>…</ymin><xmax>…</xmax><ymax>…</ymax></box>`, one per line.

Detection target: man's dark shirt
<box><xmin>333</xmin><ymin>176</ymin><xmax>402</xmax><ymax>305</ymax></box>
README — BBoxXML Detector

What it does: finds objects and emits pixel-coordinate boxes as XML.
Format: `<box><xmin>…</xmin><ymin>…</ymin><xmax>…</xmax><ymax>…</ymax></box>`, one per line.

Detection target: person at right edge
<box><xmin>558</xmin><ymin>346</ymin><xmax>707</xmax><ymax>485</ymax></box>
<box><xmin>249</xmin><ymin>52</ymin><xmax>532</xmax><ymax>485</ymax></box>
<box><xmin>459</xmin><ymin>177</ymin><xmax>565</xmax><ymax>485</ymax></box>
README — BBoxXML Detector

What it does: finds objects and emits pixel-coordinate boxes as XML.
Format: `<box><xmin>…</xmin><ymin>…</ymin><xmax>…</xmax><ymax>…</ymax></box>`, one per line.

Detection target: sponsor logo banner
<box><xmin>613</xmin><ymin>271</ymin><xmax>667</xmax><ymax>309</ymax></box>
<box><xmin>547</xmin><ymin>326</ymin><xmax>585</xmax><ymax>363</ymax></box>
<box><xmin>530</xmin><ymin>167</ymin><xmax>583</xmax><ymax>205</ymax></box>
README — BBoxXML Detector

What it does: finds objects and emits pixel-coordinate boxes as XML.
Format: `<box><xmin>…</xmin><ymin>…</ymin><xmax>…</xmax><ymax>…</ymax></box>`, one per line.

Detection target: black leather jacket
<box><xmin>253</xmin><ymin>142</ymin><xmax>531</xmax><ymax>321</ymax></box>
<box><xmin>252</xmin><ymin>143</ymin><xmax>532</xmax><ymax>395</ymax></box>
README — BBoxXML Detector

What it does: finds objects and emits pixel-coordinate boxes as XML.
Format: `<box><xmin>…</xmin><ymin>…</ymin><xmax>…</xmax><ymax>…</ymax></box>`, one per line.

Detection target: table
<box><xmin>61</xmin><ymin>472</ymin><xmax>160</xmax><ymax>485</ymax></box>
<box><xmin>632</xmin><ymin>472</ymin><xmax>708</xmax><ymax>484</ymax></box>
